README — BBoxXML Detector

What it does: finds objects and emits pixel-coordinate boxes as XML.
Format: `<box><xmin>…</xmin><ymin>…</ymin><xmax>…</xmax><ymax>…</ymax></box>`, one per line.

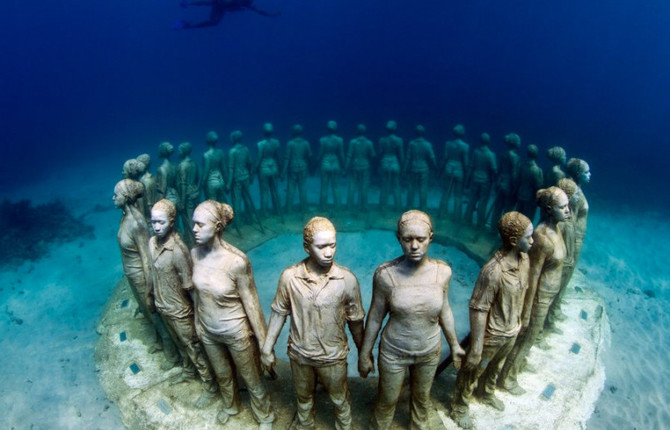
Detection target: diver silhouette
<box><xmin>174</xmin><ymin>0</ymin><xmax>280</xmax><ymax>30</ymax></box>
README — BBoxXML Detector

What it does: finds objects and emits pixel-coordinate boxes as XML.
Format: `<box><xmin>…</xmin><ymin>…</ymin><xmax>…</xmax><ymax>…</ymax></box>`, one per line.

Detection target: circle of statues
<box><xmin>114</xmin><ymin>121</ymin><xmax>590</xmax><ymax>429</ymax></box>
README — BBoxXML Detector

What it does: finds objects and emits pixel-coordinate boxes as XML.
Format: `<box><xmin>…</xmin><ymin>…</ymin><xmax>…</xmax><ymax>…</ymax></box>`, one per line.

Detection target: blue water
<box><xmin>2</xmin><ymin>1</ymin><xmax>670</xmax><ymax>428</ymax></box>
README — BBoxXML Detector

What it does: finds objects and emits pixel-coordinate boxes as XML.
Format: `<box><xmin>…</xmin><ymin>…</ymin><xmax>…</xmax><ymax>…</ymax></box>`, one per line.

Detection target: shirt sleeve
<box><xmin>469</xmin><ymin>260</ymin><xmax>500</xmax><ymax>312</ymax></box>
<box><xmin>270</xmin><ymin>269</ymin><xmax>292</xmax><ymax>316</ymax></box>
<box><xmin>344</xmin><ymin>273</ymin><xmax>365</xmax><ymax>321</ymax></box>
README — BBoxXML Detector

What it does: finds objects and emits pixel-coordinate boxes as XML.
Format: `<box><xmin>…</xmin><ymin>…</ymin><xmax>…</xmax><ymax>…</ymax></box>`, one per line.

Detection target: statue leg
<box><xmin>361</xmin><ymin>169</ymin><xmax>370</xmax><ymax>210</ymax></box>
<box><xmin>477</xmin><ymin>183</ymin><xmax>492</xmax><ymax>229</ymax></box>
<box><xmin>259</xmin><ymin>174</ymin><xmax>270</xmax><ymax>215</ymax></box>
<box><xmin>347</xmin><ymin>174</ymin><xmax>356</xmax><ymax>207</ymax></box>
<box><xmin>408</xmin><ymin>346</ymin><xmax>441</xmax><ymax>428</ymax></box>
<box><xmin>230</xmin><ymin>339</ymin><xmax>275</xmax><ymax>425</ymax></box>
<box><xmin>269</xmin><ymin>176</ymin><xmax>281</xmax><ymax>215</ymax></box>
<box><xmin>474</xmin><ymin>335</ymin><xmax>516</xmax><ymax>406</ymax></box>
<box><xmin>297</xmin><ymin>171</ymin><xmax>308</xmax><ymax>214</ymax></box>
<box><xmin>419</xmin><ymin>171</ymin><xmax>429</xmax><ymax>210</ymax></box>
<box><xmin>317</xmin><ymin>361</ymin><xmax>352</xmax><ymax>430</ymax></box>
<box><xmin>320</xmin><ymin>171</ymin><xmax>329</xmax><ymax>208</ymax></box>
<box><xmin>380</xmin><ymin>171</ymin><xmax>389</xmax><ymax>210</ymax></box>
<box><xmin>454</xmin><ymin>179</ymin><xmax>464</xmax><ymax>221</ymax></box>
<box><xmin>371</xmin><ymin>346</ymin><xmax>406</xmax><ymax>429</ymax></box>
<box><xmin>331</xmin><ymin>172</ymin><xmax>341</xmax><ymax>208</ymax></box>
<box><xmin>290</xmin><ymin>359</ymin><xmax>318</xmax><ymax>429</ymax></box>
<box><xmin>465</xmin><ymin>183</ymin><xmax>479</xmax><ymax>226</ymax></box>
<box><xmin>200</xmin><ymin>337</ymin><xmax>241</xmax><ymax>418</ymax></box>
<box><xmin>391</xmin><ymin>172</ymin><xmax>401</xmax><ymax>212</ymax></box>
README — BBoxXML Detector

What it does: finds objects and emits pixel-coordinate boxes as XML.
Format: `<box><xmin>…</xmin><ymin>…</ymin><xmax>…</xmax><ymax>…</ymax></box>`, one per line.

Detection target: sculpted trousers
<box><xmin>163</xmin><ymin>315</ymin><xmax>215</xmax><ymax>385</ymax></box>
<box><xmin>371</xmin><ymin>342</ymin><xmax>441</xmax><ymax>430</ymax></box>
<box><xmin>290</xmin><ymin>359</ymin><xmax>352</xmax><ymax>430</ymax></box>
<box><xmin>286</xmin><ymin>170</ymin><xmax>308</xmax><ymax>212</ymax></box>
<box><xmin>466</xmin><ymin>181</ymin><xmax>492</xmax><ymax>228</ymax></box>
<box><xmin>406</xmin><ymin>171</ymin><xmax>429</xmax><ymax>210</ymax></box>
<box><xmin>347</xmin><ymin>169</ymin><xmax>370</xmax><ymax>209</ymax></box>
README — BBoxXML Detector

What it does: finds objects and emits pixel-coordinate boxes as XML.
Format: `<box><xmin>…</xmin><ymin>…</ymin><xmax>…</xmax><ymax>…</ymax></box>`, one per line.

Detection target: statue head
<box><xmin>480</xmin><ymin>133</ymin><xmax>491</xmax><ymax>145</ymax></box>
<box><xmin>206</xmin><ymin>131</ymin><xmax>219</xmax><ymax>145</ymax></box>
<box><xmin>526</xmin><ymin>144</ymin><xmax>539</xmax><ymax>159</ymax></box>
<box><xmin>122</xmin><ymin>159</ymin><xmax>144</xmax><ymax>180</ymax></box>
<box><xmin>230</xmin><ymin>130</ymin><xmax>243</xmax><ymax>144</ymax></box>
<box><xmin>415</xmin><ymin>125</ymin><xmax>426</xmax><ymax>136</ymax></box>
<box><xmin>158</xmin><ymin>141</ymin><xmax>174</xmax><ymax>159</ymax></box>
<box><xmin>504</xmin><ymin>133</ymin><xmax>521</xmax><ymax>149</ymax></box>
<box><xmin>327</xmin><ymin>120</ymin><xmax>338</xmax><ymax>132</ymax></box>
<box><xmin>136</xmin><ymin>153</ymin><xmax>151</xmax><ymax>169</ymax></box>
<box><xmin>536</xmin><ymin>186</ymin><xmax>570</xmax><ymax>222</ymax></box>
<box><xmin>566</xmin><ymin>158</ymin><xmax>591</xmax><ymax>185</ymax></box>
<box><xmin>303</xmin><ymin>217</ymin><xmax>337</xmax><ymax>269</ymax></box>
<box><xmin>178</xmin><ymin>142</ymin><xmax>192</xmax><ymax>158</ymax></box>
<box><xmin>113</xmin><ymin>179</ymin><xmax>144</xmax><ymax>208</ymax></box>
<box><xmin>151</xmin><ymin>199</ymin><xmax>177</xmax><ymax>239</ymax></box>
<box><xmin>386</xmin><ymin>120</ymin><xmax>398</xmax><ymax>132</ymax></box>
<box><xmin>262</xmin><ymin>123</ymin><xmax>274</xmax><ymax>136</ymax></box>
<box><xmin>357</xmin><ymin>124</ymin><xmax>367</xmax><ymax>135</ymax></box>
<box><xmin>547</xmin><ymin>146</ymin><xmax>566</xmax><ymax>164</ymax></box>
<box><xmin>453</xmin><ymin>124</ymin><xmax>465</xmax><ymax>138</ymax></box>
<box><xmin>498</xmin><ymin>211</ymin><xmax>533</xmax><ymax>252</ymax></box>
<box><xmin>292</xmin><ymin>124</ymin><xmax>303</xmax><ymax>136</ymax></box>
<box><xmin>396</xmin><ymin>210</ymin><xmax>434</xmax><ymax>263</ymax></box>
<box><xmin>557</xmin><ymin>177</ymin><xmax>579</xmax><ymax>200</ymax></box>
<box><xmin>192</xmin><ymin>200</ymin><xmax>234</xmax><ymax>245</ymax></box>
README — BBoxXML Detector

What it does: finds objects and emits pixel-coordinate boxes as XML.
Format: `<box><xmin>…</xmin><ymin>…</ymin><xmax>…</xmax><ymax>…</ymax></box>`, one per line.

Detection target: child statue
<box><xmin>377</xmin><ymin>120</ymin><xmax>404</xmax><ymax>211</ymax></box>
<box><xmin>254</xmin><ymin>123</ymin><xmax>282</xmax><ymax>217</ymax></box>
<box><xmin>358</xmin><ymin>210</ymin><xmax>466</xmax><ymax>429</ymax></box>
<box><xmin>148</xmin><ymin>199</ymin><xmax>217</xmax><ymax>407</ymax></box>
<box><xmin>227</xmin><ymin>130</ymin><xmax>260</xmax><ymax>225</ymax></box>
<box><xmin>262</xmin><ymin>217</ymin><xmax>365</xmax><ymax>430</ymax></box>
<box><xmin>282</xmin><ymin>124</ymin><xmax>312</xmax><ymax>214</ymax></box>
<box><xmin>464</xmin><ymin>133</ymin><xmax>497</xmax><ymax>228</ymax></box>
<box><xmin>157</xmin><ymin>141</ymin><xmax>179</xmax><ymax>206</ymax></box>
<box><xmin>177</xmin><ymin>142</ymin><xmax>199</xmax><ymax>244</ymax></box>
<box><xmin>450</xmin><ymin>212</ymin><xmax>533</xmax><ymax>429</ymax></box>
<box><xmin>515</xmin><ymin>144</ymin><xmax>544</xmax><ymax>222</ymax></box>
<box><xmin>566</xmin><ymin>157</ymin><xmax>590</xmax><ymax>262</ymax></box>
<box><xmin>317</xmin><ymin>121</ymin><xmax>345</xmax><ymax>209</ymax></box>
<box><xmin>200</xmin><ymin>131</ymin><xmax>228</xmax><ymax>203</ymax></box>
<box><xmin>404</xmin><ymin>125</ymin><xmax>437</xmax><ymax>210</ymax></box>
<box><xmin>137</xmin><ymin>153</ymin><xmax>158</xmax><ymax>218</ymax></box>
<box><xmin>439</xmin><ymin>124</ymin><xmax>469</xmax><ymax>221</ymax></box>
<box><xmin>345</xmin><ymin>124</ymin><xmax>376</xmax><ymax>210</ymax></box>
<box><xmin>191</xmin><ymin>200</ymin><xmax>275</xmax><ymax>428</ymax></box>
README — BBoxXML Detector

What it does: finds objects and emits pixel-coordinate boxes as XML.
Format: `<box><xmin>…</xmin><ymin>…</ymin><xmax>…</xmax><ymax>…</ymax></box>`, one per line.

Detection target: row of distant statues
<box><xmin>114</xmin><ymin>158</ymin><xmax>589</xmax><ymax>428</ymax></box>
<box><xmin>121</xmin><ymin>121</ymin><xmax>591</xmax><ymax>241</ymax></box>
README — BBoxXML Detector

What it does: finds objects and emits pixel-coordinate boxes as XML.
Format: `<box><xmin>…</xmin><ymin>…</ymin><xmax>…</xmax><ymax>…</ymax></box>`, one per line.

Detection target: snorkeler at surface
<box><xmin>174</xmin><ymin>0</ymin><xmax>280</xmax><ymax>30</ymax></box>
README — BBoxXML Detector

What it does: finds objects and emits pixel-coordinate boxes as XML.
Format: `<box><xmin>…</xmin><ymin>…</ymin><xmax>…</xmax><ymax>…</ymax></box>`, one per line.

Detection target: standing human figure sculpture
<box><xmin>497</xmin><ymin>186</ymin><xmax>570</xmax><ymax>395</ymax></box>
<box><xmin>283</xmin><ymin>124</ymin><xmax>312</xmax><ymax>214</ymax></box>
<box><xmin>439</xmin><ymin>124</ymin><xmax>469</xmax><ymax>221</ymax></box>
<box><xmin>227</xmin><ymin>130</ymin><xmax>261</xmax><ymax>226</ymax></box>
<box><xmin>177</xmin><ymin>142</ymin><xmax>199</xmax><ymax>245</ymax></box>
<box><xmin>191</xmin><ymin>200</ymin><xmax>275</xmax><ymax>428</ymax></box>
<box><xmin>113</xmin><ymin>179</ymin><xmax>180</xmax><ymax>369</ymax></box>
<box><xmin>317</xmin><ymin>121</ymin><xmax>345</xmax><ymax>210</ymax></box>
<box><xmin>464</xmin><ymin>133</ymin><xmax>497</xmax><ymax>228</ymax></box>
<box><xmin>262</xmin><ymin>217</ymin><xmax>365</xmax><ymax>430</ymax></box>
<box><xmin>358</xmin><ymin>210</ymin><xmax>466</xmax><ymax>429</ymax></box>
<box><xmin>450</xmin><ymin>212</ymin><xmax>533</xmax><ymax>429</ymax></box>
<box><xmin>515</xmin><ymin>144</ymin><xmax>544</xmax><ymax>222</ymax></box>
<box><xmin>157</xmin><ymin>141</ymin><xmax>179</xmax><ymax>207</ymax></box>
<box><xmin>200</xmin><ymin>131</ymin><xmax>228</xmax><ymax>203</ymax></box>
<box><xmin>566</xmin><ymin>158</ymin><xmax>590</xmax><ymax>262</ymax></box>
<box><xmin>489</xmin><ymin>133</ymin><xmax>522</xmax><ymax>228</ymax></box>
<box><xmin>122</xmin><ymin>158</ymin><xmax>147</xmax><ymax>220</ymax></box>
<box><xmin>148</xmin><ymin>199</ymin><xmax>218</xmax><ymax>407</ymax></box>
<box><xmin>345</xmin><ymin>124</ymin><xmax>376</xmax><ymax>211</ymax></box>
<box><xmin>544</xmin><ymin>146</ymin><xmax>567</xmax><ymax>186</ymax></box>
<box><xmin>137</xmin><ymin>153</ymin><xmax>159</xmax><ymax>218</ymax></box>
<box><xmin>254</xmin><ymin>123</ymin><xmax>282</xmax><ymax>217</ymax></box>
<box><xmin>404</xmin><ymin>125</ymin><xmax>437</xmax><ymax>211</ymax></box>
<box><xmin>377</xmin><ymin>120</ymin><xmax>404</xmax><ymax>211</ymax></box>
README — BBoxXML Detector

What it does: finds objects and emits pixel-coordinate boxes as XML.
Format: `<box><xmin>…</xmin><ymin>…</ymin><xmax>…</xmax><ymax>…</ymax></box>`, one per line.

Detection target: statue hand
<box><xmin>452</xmin><ymin>345</ymin><xmax>466</xmax><ymax>370</ymax></box>
<box><xmin>463</xmin><ymin>350</ymin><xmax>481</xmax><ymax>372</ymax></box>
<box><xmin>260</xmin><ymin>350</ymin><xmax>275</xmax><ymax>370</ymax></box>
<box><xmin>358</xmin><ymin>355</ymin><xmax>374</xmax><ymax>378</ymax></box>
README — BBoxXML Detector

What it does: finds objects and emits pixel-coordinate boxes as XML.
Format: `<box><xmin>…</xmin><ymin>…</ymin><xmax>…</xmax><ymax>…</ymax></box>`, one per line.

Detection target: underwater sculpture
<box><xmin>156</xmin><ymin>141</ymin><xmax>179</xmax><ymax>207</ymax></box>
<box><xmin>137</xmin><ymin>153</ymin><xmax>159</xmax><ymax>218</ymax></box>
<box><xmin>121</xmin><ymin>158</ymin><xmax>148</xmax><ymax>220</ymax></box>
<box><xmin>113</xmin><ymin>179</ymin><xmax>180</xmax><ymax>369</ymax></box>
<box><xmin>439</xmin><ymin>124</ymin><xmax>469</xmax><ymax>221</ymax></box>
<box><xmin>200</xmin><ymin>131</ymin><xmax>228</xmax><ymax>203</ymax></box>
<box><xmin>544</xmin><ymin>146</ymin><xmax>567</xmax><ymax>186</ymax></box>
<box><xmin>489</xmin><ymin>133</ymin><xmax>522</xmax><ymax>228</ymax></box>
<box><xmin>262</xmin><ymin>216</ymin><xmax>364</xmax><ymax>430</ymax></box>
<box><xmin>516</xmin><ymin>144</ymin><xmax>544</xmax><ymax>222</ymax></box>
<box><xmin>317</xmin><ymin>121</ymin><xmax>345</xmax><ymax>210</ymax></box>
<box><xmin>191</xmin><ymin>200</ymin><xmax>275</xmax><ymax>428</ymax></box>
<box><xmin>345</xmin><ymin>124</ymin><xmax>376</xmax><ymax>210</ymax></box>
<box><xmin>254</xmin><ymin>123</ymin><xmax>282</xmax><ymax>217</ymax></box>
<box><xmin>283</xmin><ymin>124</ymin><xmax>312</xmax><ymax>214</ymax></box>
<box><xmin>148</xmin><ymin>199</ymin><xmax>218</xmax><ymax>407</ymax></box>
<box><xmin>404</xmin><ymin>125</ymin><xmax>437</xmax><ymax>211</ymax></box>
<box><xmin>358</xmin><ymin>210</ymin><xmax>465</xmax><ymax>429</ymax></box>
<box><xmin>227</xmin><ymin>130</ymin><xmax>261</xmax><ymax>225</ymax></box>
<box><xmin>377</xmin><ymin>120</ymin><xmax>404</xmax><ymax>211</ymax></box>
<box><xmin>464</xmin><ymin>133</ymin><xmax>497</xmax><ymax>229</ymax></box>
<box><xmin>177</xmin><ymin>142</ymin><xmax>199</xmax><ymax>244</ymax></box>
<box><xmin>450</xmin><ymin>211</ymin><xmax>533</xmax><ymax>429</ymax></box>
<box><xmin>498</xmin><ymin>186</ymin><xmax>570</xmax><ymax>394</ymax></box>
<box><xmin>566</xmin><ymin>158</ymin><xmax>590</xmax><ymax>262</ymax></box>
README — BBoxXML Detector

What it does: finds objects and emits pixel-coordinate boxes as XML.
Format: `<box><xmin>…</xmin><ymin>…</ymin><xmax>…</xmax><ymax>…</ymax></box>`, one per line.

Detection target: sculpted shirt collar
<box><xmin>296</xmin><ymin>259</ymin><xmax>344</xmax><ymax>284</ymax></box>
<box><xmin>152</xmin><ymin>234</ymin><xmax>176</xmax><ymax>258</ymax></box>
<box><xmin>496</xmin><ymin>249</ymin><xmax>528</xmax><ymax>273</ymax></box>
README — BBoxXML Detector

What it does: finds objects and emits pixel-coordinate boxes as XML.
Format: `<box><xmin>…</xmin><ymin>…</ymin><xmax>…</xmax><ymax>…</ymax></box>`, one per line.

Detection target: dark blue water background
<box><xmin>2</xmin><ymin>0</ymin><xmax>669</xmax><ymax>210</ymax></box>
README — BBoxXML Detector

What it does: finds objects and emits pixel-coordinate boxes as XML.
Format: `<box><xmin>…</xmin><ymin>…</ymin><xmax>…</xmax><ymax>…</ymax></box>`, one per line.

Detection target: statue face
<box><xmin>305</xmin><ymin>230</ymin><xmax>337</xmax><ymax>269</ymax></box>
<box><xmin>112</xmin><ymin>191</ymin><xmax>125</xmax><ymax>208</ymax></box>
<box><xmin>551</xmin><ymin>193</ymin><xmax>570</xmax><ymax>222</ymax></box>
<box><xmin>397</xmin><ymin>222</ymin><xmax>433</xmax><ymax>263</ymax></box>
<box><xmin>192</xmin><ymin>208</ymin><xmax>219</xmax><ymax>245</ymax></box>
<box><xmin>151</xmin><ymin>209</ymin><xmax>173</xmax><ymax>239</ymax></box>
<box><xmin>580</xmin><ymin>167</ymin><xmax>591</xmax><ymax>184</ymax></box>
<box><xmin>517</xmin><ymin>224</ymin><xmax>534</xmax><ymax>254</ymax></box>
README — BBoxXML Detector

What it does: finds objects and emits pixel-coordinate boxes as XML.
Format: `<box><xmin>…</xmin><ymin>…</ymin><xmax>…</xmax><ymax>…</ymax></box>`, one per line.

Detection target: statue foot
<box><xmin>217</xmin><ymin>410</ymin><xmax>231</xmax><ymax>425</ymax></box>
<box><xmin>450</xmin><ymin>410</ymin><xmax>474</xmax><ymax>429</ymax></box>
<box><xmin>477</xmin><ymin>394</ymin><xmax>505</xmax><ymax>411</ymax></box>
<box><xmin>161</xmin><ymin>359</ymin><xmax>179</xmax><ymax>371</ymax></box>
<box><xmin>259</xmin><ymin>422</ymin><xmax>273</xmax><ymax>430</ymax></box>
<box><xmin>553</xmin><ymin>310</ymin><xmax>568</xmax><ymax>321</ymax></box>
<box><xmin>169</xmin><ymin>371</ymin><xmax>192</xmax><ymax>386</ymax></box>
<box><xmin>522</xmin><ymin>359</ymin><xmax>537</xmax><ymax>373</ymax></box>
<box><xmin>536</xmin><ymin>339</ymin><xmax>552</xmax><ymax>351</ymax></box>
<box><xmin>499</xmin><ymin>381</ymin><xmax>526</xmax><ymax>396</ymax></box>
<box><xmin>545</xmin><ymin>324</ymin><xmax>564</xmax><ymax>335</ymax></box>
<box><xmin>195</xmin><ymin>389</ymin><xmax>218</xmax><ymax>409</ymax></box>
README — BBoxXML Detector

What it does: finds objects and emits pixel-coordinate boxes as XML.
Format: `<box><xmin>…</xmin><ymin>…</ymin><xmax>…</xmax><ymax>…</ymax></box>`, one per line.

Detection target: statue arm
<box><xmin>260</xmin><ymin>310</ymin><xmax>287</xmax><ymax>370</ymax></box>
<box><xmin>438</xmin><ymin>265</ymin><xmax>465</xmax><ymax>369</ymax></box>
<box><xmin>253</xmin><ymin>142</ymin><xmax>263</xmax><ymax>176</ymax></box>
<box><xmin>136</xmin><ymin>225</ymin><xmax>155</xmax><ymax>310</ymax></box>
<box><xmin>174</xmin><ymin>242</ymin><xmax>195</xmax><ymax>292</ymax></box>
<box><xmin>522</xmin><ymin>234</ymin><xmax>549</xmax><ymax>328</ymax></box>
<box><xmin>199</xmin><ymin>155</ymin><xmax>210</xmax><ymax>190</ymax></box>
<box><xmin>235</xmin><ymin>258</ymin><xmax>268</xmax><ymax>348</ymax></box>
<box><xmin>358</xmin><ymin>269</ymin><xmax>389</xmax><ymax>377</ymax></box>
<box><xmin>463</xmin><ymin>309</ymin><xmax>487</xmax><ymax>371</ymax></box>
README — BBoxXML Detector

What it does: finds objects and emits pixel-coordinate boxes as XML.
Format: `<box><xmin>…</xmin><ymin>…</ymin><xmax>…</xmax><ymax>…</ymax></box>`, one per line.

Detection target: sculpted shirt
<box><xmin>149</xmin><ymin>233</ymin><xmax>194</xmax><ymax>319</ymax></box>
<box><xmin>271</xmin><ymin>259</ymin><xmax>364</xmax><ymax>366</ymax></box>
<box><xmin>406</xmin><ymin>138</ymin><xmax>436</xmax><ymax>173</ymax></box>
<box><xmin>469</xmin><ymin>250</ymin><xmax>529</xmax><ymax>338</ymax></box>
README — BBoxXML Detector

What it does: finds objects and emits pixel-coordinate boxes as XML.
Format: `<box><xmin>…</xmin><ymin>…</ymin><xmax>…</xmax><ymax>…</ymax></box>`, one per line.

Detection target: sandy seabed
<box><xmin>0</xmin><ymin>155</ymin><xmax>667</xmax><ymax>429</ymax></box>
